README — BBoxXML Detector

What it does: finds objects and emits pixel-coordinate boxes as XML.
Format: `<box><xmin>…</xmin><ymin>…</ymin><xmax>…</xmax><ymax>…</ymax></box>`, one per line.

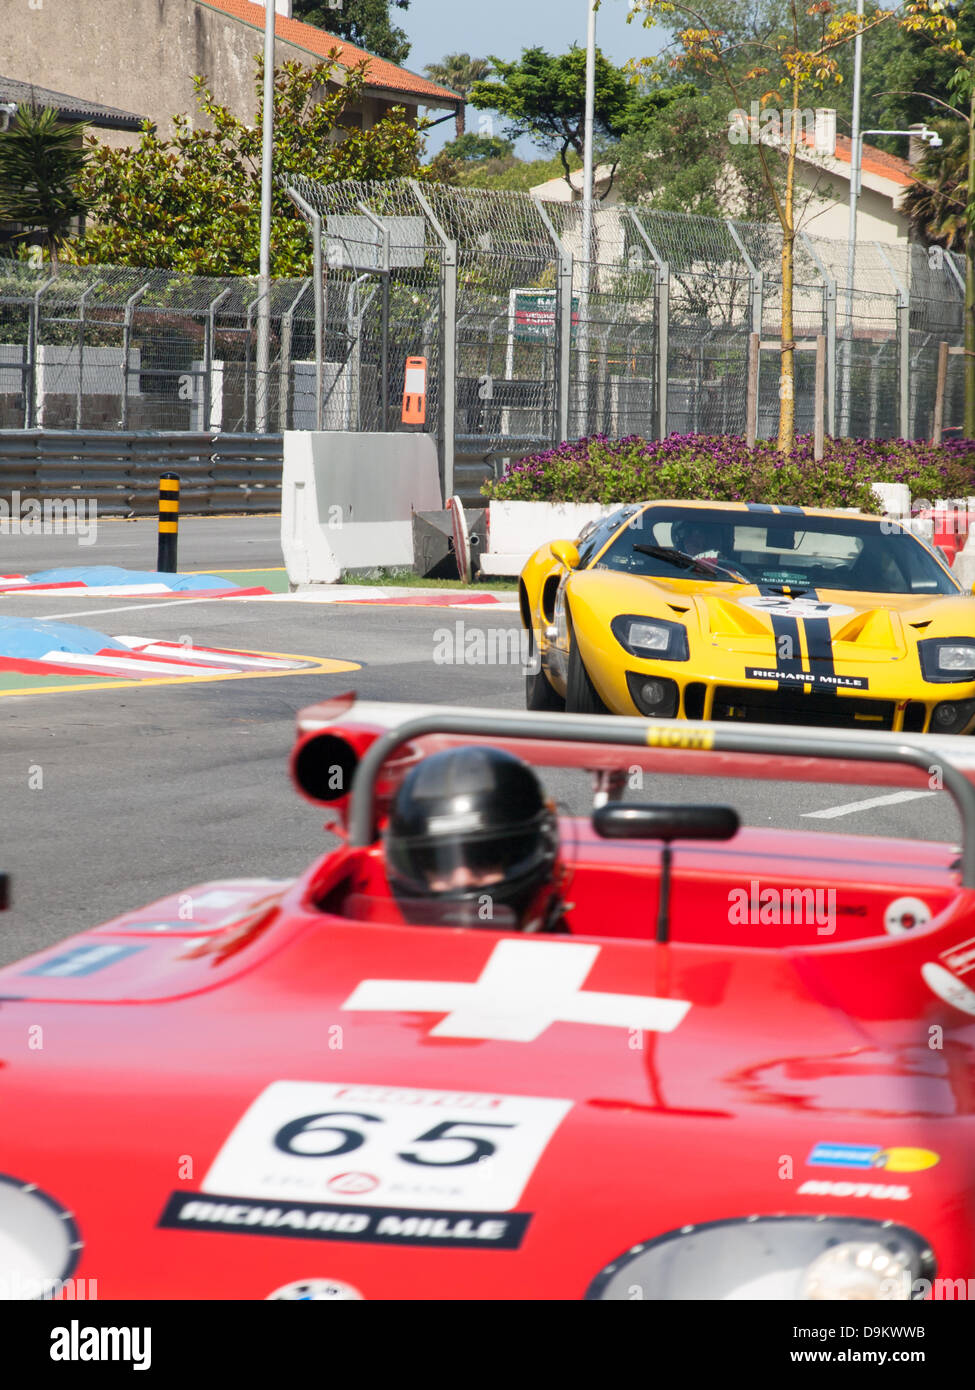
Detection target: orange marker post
<box><xmin>401</xmin><ymin>356</ymin><xmax>427</xmax><ymax>426</ymax></box>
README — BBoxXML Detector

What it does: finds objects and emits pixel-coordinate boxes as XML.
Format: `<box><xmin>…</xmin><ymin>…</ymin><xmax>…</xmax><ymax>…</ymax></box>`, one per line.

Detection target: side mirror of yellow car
<box><xmin>551</xmin><ymin>540</ymin><xmax>580</xmax><ymax>570</ymax></box>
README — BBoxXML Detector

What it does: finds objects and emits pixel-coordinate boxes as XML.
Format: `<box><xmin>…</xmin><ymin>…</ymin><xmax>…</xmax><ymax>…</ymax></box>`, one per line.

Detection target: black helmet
<box><xmin>385</xmin><ymin>746</ymin><xmax>559</xmax><ymax>929</ymax></box>
<box><xmin>671</xmin><ymin>515</ymin><xmax>733</xmax><ymax>560</ymax></box>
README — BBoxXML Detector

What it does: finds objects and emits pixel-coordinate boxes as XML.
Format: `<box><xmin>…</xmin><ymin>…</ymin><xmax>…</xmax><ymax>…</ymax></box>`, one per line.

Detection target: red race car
<box><xmin>1</xmin><ymin>697</ymin><xmax>974</xmax><ymax>1301</ymax></box>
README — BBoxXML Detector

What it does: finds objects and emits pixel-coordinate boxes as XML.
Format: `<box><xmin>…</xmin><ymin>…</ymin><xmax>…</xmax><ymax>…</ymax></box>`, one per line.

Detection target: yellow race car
<box><xmin>519</xmin><ymin>500</ymin><xmax>975</xmax><ymax>733</ymax></box>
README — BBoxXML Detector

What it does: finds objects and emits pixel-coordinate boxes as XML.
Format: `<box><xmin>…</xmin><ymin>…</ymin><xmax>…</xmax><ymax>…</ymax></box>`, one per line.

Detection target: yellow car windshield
<box><xmin>596</xmin><ymin>508</ymin><xmax>959</xmax><ymax>596</ymax></box>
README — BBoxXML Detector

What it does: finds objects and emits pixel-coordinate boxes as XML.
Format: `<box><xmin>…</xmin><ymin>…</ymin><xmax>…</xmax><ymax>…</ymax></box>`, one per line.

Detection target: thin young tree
<box><xmin>629</xmin><ymin>1</ymin><xmax>955</xmax><ymax>451</ymax></box>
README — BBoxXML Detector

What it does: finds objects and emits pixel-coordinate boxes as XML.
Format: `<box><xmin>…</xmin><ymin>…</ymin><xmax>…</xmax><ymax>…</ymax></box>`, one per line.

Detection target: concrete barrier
<box><xmin>480</xmin><ymin>501</ymin><xmax>622</xmax><ymax>576</ymax></box>
<box><xmin>281</xmin><ymin>432</ymin><xmax>443</xmax><ymax>585</ymax></box>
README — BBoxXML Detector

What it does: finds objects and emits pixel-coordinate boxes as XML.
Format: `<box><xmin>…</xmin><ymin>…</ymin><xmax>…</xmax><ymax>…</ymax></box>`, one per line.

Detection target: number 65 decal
<box><xmin>274</xmin><ymin>1111</ymin><xmax>515</xmax><ymax>1167</ymax></box>
<box><xmin>202</xmin><ymin>1081</ymin><xmax>573</xmax><ymax>1212</ymax></box>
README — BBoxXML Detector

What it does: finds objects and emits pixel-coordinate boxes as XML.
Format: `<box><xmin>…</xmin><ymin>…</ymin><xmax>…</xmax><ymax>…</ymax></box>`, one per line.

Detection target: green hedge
<box><xmin>483</xmin><ymin>434</ymin><xmax>975</xmax><ymax>510</ymax></box>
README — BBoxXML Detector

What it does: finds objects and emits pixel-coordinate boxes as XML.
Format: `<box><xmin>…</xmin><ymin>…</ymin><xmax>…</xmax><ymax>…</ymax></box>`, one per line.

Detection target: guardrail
<box><xmin>0</xmin><ymin>430</ymin><xmax>492</xmax><ymax>514</ymax></box>
<box><xmin>0</xmin><ymin>431</ymin><xmax>283</xmax><ymax>514</ymax></box>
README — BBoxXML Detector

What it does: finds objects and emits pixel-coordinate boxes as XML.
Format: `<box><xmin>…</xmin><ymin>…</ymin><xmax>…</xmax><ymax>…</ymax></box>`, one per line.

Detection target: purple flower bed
<box><xmin>483</xmin><ymin>434</ymin><xmax>975</xmax><ymax>509</ymax></box>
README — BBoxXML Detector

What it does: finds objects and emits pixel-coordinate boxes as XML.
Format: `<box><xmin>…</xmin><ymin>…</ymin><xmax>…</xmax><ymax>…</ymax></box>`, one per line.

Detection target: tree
<box><xmin>629</xmin><ymin>0</ymin><xmax>956</xmax><ymax>453</ymax></box>
<box><xmin>614</xmin><ymin>84</ymin><xmax>776</xmax><ymax>220</ymax></box>
<box><xmin>902</xmin><ymin>116</ymin><xmax>968</xmax><ymax>248</ymax></box>
<box><xmin>443</xmin><ymin>132</ymin><xmax>514</xmax><ymax>161</ymax></box>
<box><xmin>833</xmin><ymin>1</ymin><xmax>975</xmax><ymax>152</ymax></box>
<box><xmin>66</xmin><ymin>58</ymin><xmax>423</xmax><ymax>276</ymax></box>
<box><xmin>469</xmin><ymin>46</ymin><xmax>638</xmax><ymax>188</ymax></box>
<box><xmin>424</xmin><ymin>54</ymin><xmax>491</xmax><ymax>140</ymax></box>
<box><xmin>0</xmin><ymin>103</ymin><xmax>89</xmax><ymax>266</ymax></box>
<box><xmin>291</xmin><ymin>0</ymin><xmax>412</xmax><ymax>66</ymax></box>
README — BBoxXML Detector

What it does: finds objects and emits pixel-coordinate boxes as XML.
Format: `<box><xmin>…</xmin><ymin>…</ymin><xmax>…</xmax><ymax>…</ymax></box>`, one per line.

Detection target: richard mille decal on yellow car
<box><xmin>519</xmin><ymin>501</ymin><xmax>975</xmax><ymax>733</ymax></box>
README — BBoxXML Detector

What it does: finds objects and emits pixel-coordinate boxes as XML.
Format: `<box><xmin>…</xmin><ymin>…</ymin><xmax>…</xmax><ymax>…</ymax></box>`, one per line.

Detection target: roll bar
<box><xmin>347</xmin><ymin>712</ymin><xmax>975</xmax><ymax>887</ymax></box>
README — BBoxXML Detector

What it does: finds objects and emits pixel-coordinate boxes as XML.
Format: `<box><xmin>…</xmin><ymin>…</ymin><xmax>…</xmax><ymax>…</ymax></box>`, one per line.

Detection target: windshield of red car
<box><xmin>594</xmin><ymin>508</ymin><xmax>959</xmax><ymax>596</ymax></box>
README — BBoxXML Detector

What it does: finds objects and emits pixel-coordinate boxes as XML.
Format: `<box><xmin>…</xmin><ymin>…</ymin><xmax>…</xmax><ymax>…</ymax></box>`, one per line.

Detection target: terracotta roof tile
<box><xmin>196</xmin><ymin>0</ymin><xmax>462</xmax><ymax>106</ymax></box>
<box><xmin>799</xmin><ymin>127</ymin><xmax>915</xmax><ymax>187</ymax></box>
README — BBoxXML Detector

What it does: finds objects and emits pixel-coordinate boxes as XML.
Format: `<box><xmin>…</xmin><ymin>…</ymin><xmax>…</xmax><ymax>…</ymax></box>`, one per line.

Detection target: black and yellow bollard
<box><xmin>157</xmin><ymin>473</ymin><xmax>180</xmax><ymax>573</ymax></box>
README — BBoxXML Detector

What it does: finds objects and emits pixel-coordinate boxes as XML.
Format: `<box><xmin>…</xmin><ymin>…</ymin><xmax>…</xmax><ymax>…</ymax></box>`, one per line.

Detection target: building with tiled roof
<box><xmin>0</xmin><ymin>77</ymin><xmax>144</xmax><ymax>132</ymax></box>
<box><xmin>3</xmin><ymin>0</ymin><xmax>461</xmax><ymax>150</ymax></box>
<box><xmin>533</xmin><ymin>108</ymin><xmax>923</xmax><ymax>247</ymax></box>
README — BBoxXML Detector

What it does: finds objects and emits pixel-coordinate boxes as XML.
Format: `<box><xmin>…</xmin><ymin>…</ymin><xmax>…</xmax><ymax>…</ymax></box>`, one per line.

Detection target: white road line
<box><xmin>26</xmin><ymin>597</ymin><xmax>232</xmax><ymax>621</ymax></box>
<box><xmin>803</xmin><ymin>789</ymin><xmax>937</xmax><ymax>820</ymax></box>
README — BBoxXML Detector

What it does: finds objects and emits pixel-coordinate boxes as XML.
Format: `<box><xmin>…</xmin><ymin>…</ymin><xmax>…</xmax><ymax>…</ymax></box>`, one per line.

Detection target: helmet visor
<box><xmin>387</xmin><ymin>826</ymin><xmax>553</xmax><ymax>898</ymax></box>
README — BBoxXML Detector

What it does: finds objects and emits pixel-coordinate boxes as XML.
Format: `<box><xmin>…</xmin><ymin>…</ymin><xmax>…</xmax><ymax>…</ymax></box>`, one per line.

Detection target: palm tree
<box><xmin>901</xmin><ymin>119</ymin><xmax>969</xmax><ymax>250</ymax></box>
<box><xmin>0</xmin><ymin>103</ymin><xmax>89</xmax><ymax>266</ymax></box>
<box><xmin>424</xmin><ymin>54</ymin><xmax>491</xmax><ymax>141</ymax></box>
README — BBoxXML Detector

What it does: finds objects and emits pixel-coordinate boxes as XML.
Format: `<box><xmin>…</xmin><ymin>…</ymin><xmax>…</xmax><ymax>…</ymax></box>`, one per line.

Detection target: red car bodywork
<box><xmin>1</xmin><ymin>699</ymin><xmax>974</xmax><ymax>1300</ymax></box>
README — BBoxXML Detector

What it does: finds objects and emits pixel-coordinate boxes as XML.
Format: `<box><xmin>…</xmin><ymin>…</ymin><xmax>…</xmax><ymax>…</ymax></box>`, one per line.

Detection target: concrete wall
<box><xmin>4</xmin><ymin>0</ymin><xmax>413</xmax><ymax>150</ymax></box>
<box><xmin>794</xmin><ymin>164</ymin><xmax>910</xmax><ymax>245</ymax></box>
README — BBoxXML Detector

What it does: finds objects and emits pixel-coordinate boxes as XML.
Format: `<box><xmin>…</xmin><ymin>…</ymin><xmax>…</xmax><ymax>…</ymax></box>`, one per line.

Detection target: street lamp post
<box><xmin>841</xmin><ymin>117</ymin><xmax>941</xmax><ymax>434</ymax></box>
<box><xmin>578</xmin><ymin>0</ymin><xmax>597</xmax><ymax>434</ymax></box>
<box><xmin>839</xmin><ymin>0</ymin><xmax>864</xmax><ymax>437</ymax></box>
<box><xmin>255</xmin><ymin>0</ymin><xmax>276</xmax><ymax>433</ymax></box>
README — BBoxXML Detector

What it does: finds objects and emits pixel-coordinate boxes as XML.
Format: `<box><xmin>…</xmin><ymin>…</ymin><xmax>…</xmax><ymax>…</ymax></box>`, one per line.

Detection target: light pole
<box><xmin>839</xmin><ymin>0</ymin><xmax>864</xmax><ymax>438</ymax></box>
<box><xmin>841</xmin><ymin>115</ymin><xmax>942</xmax><ymax>434</ymax></box>
<box><xmin>578</xmin><ymin>0</ymin><xmax>597</xmax><ymax>433</ymax></box>
<box><xmin>255</xmin><ymin>0</ymin><xmax>276</xmax><ymax>433</ymax></box>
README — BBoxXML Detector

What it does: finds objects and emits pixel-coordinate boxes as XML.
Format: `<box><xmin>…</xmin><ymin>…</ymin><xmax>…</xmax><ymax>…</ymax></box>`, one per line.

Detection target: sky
<box><xmin>398</xmin><ymin>0</ymin><xmax>667</xmax><ymax>158</ymax></box>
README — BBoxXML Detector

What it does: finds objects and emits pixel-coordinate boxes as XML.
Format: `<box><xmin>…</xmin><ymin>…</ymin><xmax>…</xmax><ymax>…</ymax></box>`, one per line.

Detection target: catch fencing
<box><xmin>0</xmin><ymin>181</ymin><xmax>968</xmax><ymax>502</ymax></box>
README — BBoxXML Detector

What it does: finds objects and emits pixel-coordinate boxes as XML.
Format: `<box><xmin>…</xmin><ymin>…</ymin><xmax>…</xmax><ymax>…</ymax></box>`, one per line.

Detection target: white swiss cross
<box><xmin>340</xmin><ymin>939</ymin><xmax>691</xmax><ymax>1042</ymax></box>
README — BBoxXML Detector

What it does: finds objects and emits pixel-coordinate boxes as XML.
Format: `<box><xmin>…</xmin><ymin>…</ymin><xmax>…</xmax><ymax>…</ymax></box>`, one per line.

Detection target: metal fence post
<box><xmin>279</xmin><ymin>278</ymin><xmax>311</xmax><ymax>433</ymax></box>
<box><xmin>356</xmin><ymin>201</ymin><xmax>393</xmax><ymax>430</ymax></box>
<box><xmin>409</xmin><ymin>179</ymin><xmax>456</xmax><ymax>500</ymax></box>
<box><xmin>800</xmin><ymin>233</ymin><xmax>836</xmax><ymax>438</ymax></box>
<box><xmin>244</xmin><ymin>286</ymin><xmax>272</xmax><ymax>433</ymax></box>
<box><xmin>814</xmin><ymin>333</ymin><xmax>826</xmax><ymax>460</ymax></box>
<box><xmin>555</xmin><ymin>252</ymin><xmax>573</xmax><ymax>444</ymax></box>
<box><xmin>441</xmin><ymin>240</ymin><xmax>458</xmax><ymax>498</ymax></box>
<box><xmin>531</xmin><ymin>196</ymin><xmax>574</xmax><ymax>444</ymax></box>
<box><xmin>285</xmin><ymin>185</ymin><xmax>324</xmax><ymax>429</ymax></box>
<box><xmin>75</xmin><ymin>280</ymin><xmax>101</xmax><ymax>430</ymax></box>
<box><xmin>120</xmin><ymin>282</ymin><xmax>150</xmax><ymax>430</ymax></box>
<box><xmin>25</xmin><ymin>274</ymin><xmax>56</xmax><ymax>429</ymax></box>
<box><xmin>726</xmin><ymin>221</ymin><xmax>764</xmax><ymax>435</ymax></box>
<box><xmin>874</xmin><ymin>242</ymin><xmax>910</xmax><ymax>438</ymax></box>
<box><xmin>629</xmin><ymin>210</ymin><xmax>669</xmax><ymax>440</ymax></box>
<box><xmin>204</xmin><ymin>286</ymin><xmax>232</xmax><ymax>432</ymax></box>
<box><xmin>932</xmin><ymin>340</ymin><xmax>949</xmax><ymax>446</ymax></box>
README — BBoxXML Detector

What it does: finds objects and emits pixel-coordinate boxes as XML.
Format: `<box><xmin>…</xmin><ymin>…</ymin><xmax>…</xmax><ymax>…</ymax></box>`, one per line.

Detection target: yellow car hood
<box><xmin>585</xmin><ymin>568</ymin><xmax>975</xmax><ymax>665</ymax></box>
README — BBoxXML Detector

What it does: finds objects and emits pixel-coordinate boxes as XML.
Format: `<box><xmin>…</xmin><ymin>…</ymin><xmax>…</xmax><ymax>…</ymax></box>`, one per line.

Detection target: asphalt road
<box><xmin>0</xmin><ymin>514</ymin><xmax>287</xmax><ymax>572</ymax></box>
<box><xmin>0</xmin><ymin>517</ymin><xmax>962</xmax><ymax>965</ymax></box>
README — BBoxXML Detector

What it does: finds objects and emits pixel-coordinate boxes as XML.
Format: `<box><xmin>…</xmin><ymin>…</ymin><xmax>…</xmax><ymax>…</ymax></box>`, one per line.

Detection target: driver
<box><xmin>670</xmin><ymin>516</ymin><xmax>735</xmax><ymax>564</ymax></box>
<box><xmin>384</xmin><ymin>745</ymin><xmax>565</xmax><ymax>932</ymax></box>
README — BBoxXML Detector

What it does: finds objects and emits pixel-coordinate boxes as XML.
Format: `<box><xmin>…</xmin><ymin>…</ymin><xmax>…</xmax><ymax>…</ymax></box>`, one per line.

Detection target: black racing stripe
<box><xmin>745</xmin><ymin>503</ymin><xmax>776</xmax><ymax>513</ymax></box>
<box><xmin>802</xmin><ymin>613</ymin><xmax>837</xmax><ymax>697</ymax></box>
<box><xmin>777</xmin><ymin>505</ymin><xmax>805</xmax><ymax>515</ymax></box>
<box><xmin>769</xmin><ymin>614</ymin><xmax>803</xmax><ymax>691</ymax></box>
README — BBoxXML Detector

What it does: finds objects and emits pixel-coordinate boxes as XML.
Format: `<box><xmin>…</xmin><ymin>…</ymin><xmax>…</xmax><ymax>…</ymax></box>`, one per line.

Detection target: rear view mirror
<box><xmin>593</xmin><ymin>802</ymin><xmax>738</xmax><ymax>944</ymax></box>
<box><xmin>550</xmin><ymin>540</ymin><xmax>580</xmax><ymax>570</ymax></box>
<box><xmin>593</xmin><ymin>803</ymin><xmax>739</xmax><ymax>843</ymax></box>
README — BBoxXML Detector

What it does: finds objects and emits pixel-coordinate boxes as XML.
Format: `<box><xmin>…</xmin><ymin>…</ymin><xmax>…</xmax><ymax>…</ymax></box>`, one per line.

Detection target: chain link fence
<box><xmin>0</xmin><ymin>180</ymin><xmax>968</xmax><ymax>498</ymax></box>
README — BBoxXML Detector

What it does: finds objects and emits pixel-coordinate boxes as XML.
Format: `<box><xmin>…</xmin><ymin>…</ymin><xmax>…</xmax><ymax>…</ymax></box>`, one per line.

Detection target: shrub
<box><xmin>483</xmin><ymin>434</ymin><xmax>975</xmax><ymax>510</ymax></box>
